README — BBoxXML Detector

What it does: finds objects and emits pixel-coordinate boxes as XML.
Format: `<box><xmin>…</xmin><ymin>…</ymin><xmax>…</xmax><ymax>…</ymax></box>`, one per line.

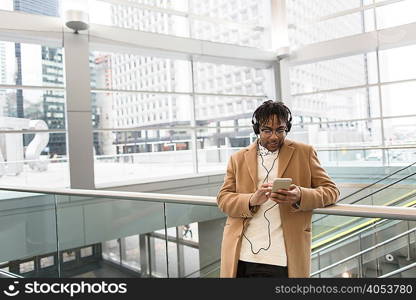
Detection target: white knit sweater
<box><xmin>239</xmin><ymin>144</ymin><xmax>287</xmax><ymax>266</ymax></box>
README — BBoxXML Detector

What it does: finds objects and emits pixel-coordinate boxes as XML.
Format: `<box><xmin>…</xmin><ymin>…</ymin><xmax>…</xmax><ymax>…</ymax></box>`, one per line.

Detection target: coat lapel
<box><xmin>244</xmin><ymin>142</ymin><xmax>258</xmax><ymax>188</ymax></box>
<box><xmin>278</xmin><ymin>139</ymin><xmax>295</xmax><ymax>178</ymax></box>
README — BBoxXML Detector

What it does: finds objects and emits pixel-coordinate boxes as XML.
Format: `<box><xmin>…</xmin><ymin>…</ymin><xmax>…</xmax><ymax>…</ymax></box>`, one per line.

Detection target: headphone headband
<box><xmin>252</xmin><ymin>101</ymin><xmax>292</xmax><ymax>135</ymax></box>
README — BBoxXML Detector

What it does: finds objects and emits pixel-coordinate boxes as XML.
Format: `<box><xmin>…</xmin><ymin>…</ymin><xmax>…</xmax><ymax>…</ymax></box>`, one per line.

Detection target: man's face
<box><xmin>259</xmin><ymin>115</ymin><xmax>287</xmax><ymax>152</ymax></box>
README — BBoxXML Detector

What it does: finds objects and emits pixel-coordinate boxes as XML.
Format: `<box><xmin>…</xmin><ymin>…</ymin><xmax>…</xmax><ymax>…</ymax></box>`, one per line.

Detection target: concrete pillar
<box><xmin>197</xmin><ymin>218</ymin><xmax>226</xmax><ymax>277</ymax></box>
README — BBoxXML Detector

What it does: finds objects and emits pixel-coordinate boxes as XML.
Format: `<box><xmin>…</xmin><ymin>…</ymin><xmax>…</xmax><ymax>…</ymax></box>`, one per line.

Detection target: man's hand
<box><xmin>249</xmin><ymin>183</ymin><xmax>272</xmax><ymax>207</ymax></box>
<box><xmin>269</xmin><ymin>184</ymin><xmax>301</xmax><ymax>205</ymax></box>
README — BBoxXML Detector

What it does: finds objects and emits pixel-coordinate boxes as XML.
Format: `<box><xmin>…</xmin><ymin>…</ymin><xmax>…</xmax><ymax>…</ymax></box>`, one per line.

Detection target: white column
<box><xmin>64</xmin><ymin>31</ymin><xmax>95</xmax><ymax>189</ymax></box>
<box><xmin>270</xmin><ymin>0</ymin><xmax>292</xmax><ymax>105</ymax></box>
<box><xmin>278</xmin><ymin>59</ymin><xmax>292</xmax><ymax>105</ymax></box>
<box><xmin>270</xmin><ymin>0</ymin><xmax>289</xmax><ymax>51</ymax></box>
<box><xmin>190</xmin><ymin>58</ymin><xmax>198</xmax><ymax>174</ymax></box>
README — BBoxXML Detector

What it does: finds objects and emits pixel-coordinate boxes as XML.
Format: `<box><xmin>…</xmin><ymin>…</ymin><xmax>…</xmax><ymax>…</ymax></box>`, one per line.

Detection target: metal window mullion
<box><xmin>291</xmin><ymin>77</ymin><xmax>416</xmax><ymax>97</ymax></box>
<box><xmin>98</xmin><ymin>0</ymin><xmax>263</xmax><ymax>31</ymax></box>
<box><xmin>91</xmin><ymin>87</ymin><xmax>267</xmax><ymax>99</ymax></box>
<box><xmin>272</xmin><ymin>60</ymin><xmax>282</xmax><ymax>100</ymax></box>
<box><xmin>0</xmin><ymin>84</ymin><xmax>65</xmax><ymax>91</ymax></box>
<box><xmin>53</xmin><ymin>195</ymin><xmax>62</xmax><ymax>278</ymax></box>
<box><xmin>317</xmin><ymin>0</ymin><xmax>405</xmax><ymax>22</ymax></box>
<box><xmin>372</xmin><ymin>4</ymin><xmax>387</xmax><ymax>167</ymax></box>
<box><xmin>361</xmin><ymin>0</ymin><xmax>372</xmax><ymax>124</ymax></box>
<box><xmin>270</xmin><ymin>0</ymin><xmax>290</xmax><ymax>103</ymax></box>
<box><xmin>190</xmin><ymin>58</ymin><xmax>198</xmax><ymax>174</ymax></box>
<box><xmin>0</xmin><ymin>129</ymin><xmax>66</xmax><ymax>134</ymax></box>
<box><xmin>86</xmin><ymin>113</ymin><xmax>416</xmax><ymax>133</ymax></box>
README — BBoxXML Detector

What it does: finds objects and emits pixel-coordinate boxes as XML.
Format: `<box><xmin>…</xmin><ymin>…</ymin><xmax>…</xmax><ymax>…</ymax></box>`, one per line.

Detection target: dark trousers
<box><xmin>236</xmin><ymin>260</ymin><xmax>288</xmax><ymax>278</ymax></box>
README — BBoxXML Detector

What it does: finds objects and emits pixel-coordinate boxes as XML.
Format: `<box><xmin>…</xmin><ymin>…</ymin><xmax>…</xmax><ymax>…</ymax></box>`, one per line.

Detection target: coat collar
<box><xmin>243</xmin><ymin>139</ymin><xmax>295</xmax><ymax>187</ymax></box>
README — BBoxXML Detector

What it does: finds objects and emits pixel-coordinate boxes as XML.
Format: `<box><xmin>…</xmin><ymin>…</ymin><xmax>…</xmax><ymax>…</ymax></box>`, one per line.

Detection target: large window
<box><xmin>0</xmin><ymin>0</ymin><xmax>61</xmax><ymax>17</ymax></box>
<box><xmin>286</xmin><ymin>0</ymin><xmax>416</xmax><ymax>166</ymax></box>
<box><xmin>88</xmin><ymin>0</ymin><xmax>271</xmax><ymax>49</ymax></box>
<box><xmin>287</xmin><ymin>0</ymin><xmax>416</xmax><ymax>47</ymax></box>
<box><xmin>89</xmin><ymin>49</ymin><xmax>273</xmax><ymax>184</ymax></box>
<box><xmin>0</xmin><ymin>1</ymin><xmax>276</xmax><ymax>188</ymax></box>
<box><xmin>0</xmin><ymin>40</ymin><xmax>68</xmax><ymax>188</ymax></box>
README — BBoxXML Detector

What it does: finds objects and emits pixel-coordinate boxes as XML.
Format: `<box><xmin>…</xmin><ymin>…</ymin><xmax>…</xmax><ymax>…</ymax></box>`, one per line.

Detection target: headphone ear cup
<box><xmin>253</xmin><ymin>123</ymin><xmax>259</xmax><ymax>135</ymax></box>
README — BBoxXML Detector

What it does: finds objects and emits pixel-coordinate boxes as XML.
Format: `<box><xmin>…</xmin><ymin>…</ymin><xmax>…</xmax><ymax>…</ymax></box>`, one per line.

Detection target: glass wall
<box><xmin>89</xmin><ymin>0</ymin><xmax>272</xmax><ymax>49</ymax></box>
<box><xmin>0</xmin><ymin>39</ymin><xmax>68</xmax><ymax>188</ymax></box>
<box><xmin>89</xmin><ymin>47</ymin><xmax>273</xmax><ymax>184</ymax></box>
<box><xmin>0</xmin><ymin>0</ymin><xmax>61</xmax><ymax>17</ymax></box>
<box><xmin>287</xmin><ymin>0</ymin><xmax>416</xmax><ymax>47</ymax></box>
<box><xmin>0</xmin><ymin>1</ymin><xmax>275</xmax><ymax>188</ymax></box>
<box><xmin>286</xmin><ymin>0</ymin><xmax>416</xmax><ymax>166</ymax></box>
<box><xmin>2</xmin><ymin>0</ymin><xmax>416</xmax><ymax>189</ymax></box>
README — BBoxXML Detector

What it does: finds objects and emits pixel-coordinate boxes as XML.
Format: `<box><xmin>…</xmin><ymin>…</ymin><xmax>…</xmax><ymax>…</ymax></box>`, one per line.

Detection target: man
<box><xmin>217</xmin><ymin>100</ymin><xmax>339</xmax><ymax>278</ymax></box>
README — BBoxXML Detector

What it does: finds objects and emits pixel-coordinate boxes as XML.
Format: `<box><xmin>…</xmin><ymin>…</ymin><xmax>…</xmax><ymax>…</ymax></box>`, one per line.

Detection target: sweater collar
<box><xmin>258</xmin><ymin>142</ymin><xmax>279</xmax><ymax>156</ymax></box>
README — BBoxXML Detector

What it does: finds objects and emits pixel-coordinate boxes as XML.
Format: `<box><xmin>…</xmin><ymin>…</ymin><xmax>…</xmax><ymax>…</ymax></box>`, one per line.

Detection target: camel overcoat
<box><xmin>217</xmin><ymin>139</ymin><xmax>339</xmax><ymax>278</ymax></box>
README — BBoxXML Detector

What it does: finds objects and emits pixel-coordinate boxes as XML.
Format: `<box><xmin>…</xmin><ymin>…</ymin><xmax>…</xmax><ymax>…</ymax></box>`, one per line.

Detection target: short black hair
<box><xmin>252</xmin><ymin>100</ymin><xmax>292</xmax><ymax>133</ymax></box>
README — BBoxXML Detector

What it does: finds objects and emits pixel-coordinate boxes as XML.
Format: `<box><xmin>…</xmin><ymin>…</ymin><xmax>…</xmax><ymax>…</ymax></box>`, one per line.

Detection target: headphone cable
<box><xmin>242</xmin><ymin>143</ymin><xmax>280</xmax><ymax>255</ymax></box>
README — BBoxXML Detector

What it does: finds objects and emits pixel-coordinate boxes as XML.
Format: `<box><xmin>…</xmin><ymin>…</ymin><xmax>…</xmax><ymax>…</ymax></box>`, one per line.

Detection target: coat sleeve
<box><xmin>295</xmin><ymin>146</ymin><xmax>340</xmax><ymax>211</ymax></box>
<box><xmin>216</xmin><ymin>155</ymin><xmax>256</xmax><ymax>218</ymax></box>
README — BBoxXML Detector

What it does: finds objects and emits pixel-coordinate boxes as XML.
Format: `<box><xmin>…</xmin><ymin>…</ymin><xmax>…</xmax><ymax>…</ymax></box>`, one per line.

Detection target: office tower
<box><xmin>106</xmin><ymin>0</ymin><xmax>272</xmax><ymax>153</ymax></box>
<box><xmin>286</xmin><ymin>0</ymin><xmax>368</xmax><ymax>124</ymax></box>
<box><xmin>13</xmin><ymin>0</ymin><xmax>64</xmax><ymax>154</ymax></box>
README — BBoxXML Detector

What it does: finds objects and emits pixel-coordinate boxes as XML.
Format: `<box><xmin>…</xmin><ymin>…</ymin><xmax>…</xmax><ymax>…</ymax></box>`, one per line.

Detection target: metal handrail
<box><xmin>0</xmin><ymin>185</ymin><xmax>218</xmax><ymax>206</ymax></box>
<box><xmin>379</xmin><ymin>262</ymin><xmax>416</xmax><ymax>278</ymax></box>
<box><xmin>311</xmin><ymin>227</ymin><xmax>416</xmax><ymax>276</ymax></box>
<box><xmin>0</xmin><ymin>270</ymin><xmax>22</xmax><ymax>278</ymax></box>
<box><xmin>1</xmin><ymin>186</ymin><xmax>416</xmax><ymax>220</ymax></box>
<box><xmin>184</xmin><ymin>259</ymin><xmax>221</xmax><ymax>278</ymax></box>
<box><xmin>313</xmin><ymin>204</ymin><xmax>416</xmax><ymax>221</ymax></box>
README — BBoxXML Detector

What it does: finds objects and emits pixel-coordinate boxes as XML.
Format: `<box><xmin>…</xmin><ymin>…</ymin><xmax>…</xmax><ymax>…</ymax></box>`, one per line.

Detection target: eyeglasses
<box><xmin>260</xmin><ymin>127</ymin><xmax>287</xmax><ymax>136</ymax></box>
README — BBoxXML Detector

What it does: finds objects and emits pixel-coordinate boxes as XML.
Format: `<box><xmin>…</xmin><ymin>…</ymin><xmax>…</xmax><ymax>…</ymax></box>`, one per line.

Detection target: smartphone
<box><xmin>272</xmin><ymin>178</ymin><xmax>292</xmax><ymax>193</ymax></box>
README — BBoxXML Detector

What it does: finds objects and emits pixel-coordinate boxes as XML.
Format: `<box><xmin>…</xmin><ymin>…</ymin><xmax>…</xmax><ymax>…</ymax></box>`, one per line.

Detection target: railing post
<box><xmin>407</xmin><ymin>221</ymin><xmax>411</xmax><ymax>261</ymax></box>
<box><xmin>358</xmin><ymin>233</ymin><xmax>364</xmax><ymax>278</ymax></box>
<box><xmin>317</xmin><ymin>252</ymin><xmax>321</xmax><ymax>278</ymax></box>
<box><xmin>53</xmin><ymin>194</ymin><xmax>61</xmax><ymax>278</ymax></box>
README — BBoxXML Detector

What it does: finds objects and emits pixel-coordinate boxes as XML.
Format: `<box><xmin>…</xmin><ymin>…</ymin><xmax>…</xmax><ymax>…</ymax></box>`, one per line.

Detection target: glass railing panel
<box><xmin>380</xmin><ymin>263</ymin><xmax>416</xmax><ymax>278</ymax></box>
<box><xmin>312</xmin><ymin>171</ymin><xmax>416</xmax><ymax>247</ymax></box>
<box><xmin>312</xmin><ymin>163</ymin><xmax>416</xmax><ymax>225</ymax></box>
<box><xmin>315</xmin><ymin>256</ymin><xmax>361</xmax><ymax>278</ymax></box>
<box><xmin>194</xmin><ymin>260</ymin><xmax>221</xmax><ymax>278</ymax></box>
<box><xmin>338</xmin><ymin>164</ymin><xmax>416</xmax><ymax>204</ymax></box>
<box><xmin>312</xmin><ymin>217</ymin><xmax>416</xmax><ymax>278</ymax></box>
<box><xmin>0</xmin><ymin>191</ymin><xmax>59</xmax><ymax>277</ymax></box>
<box><xmin>55</xmin><ymin>195</ymin><xmax>167</xmax><ymax>278</ymax></box>
<box><xmin>312</xmin><ymin>215</ymin><xmax>378</xmax><ymax>248</ymax></box>
<box><xmin>164</xmin><ymin>202</ymin><xmax>225</xmax><ymax>278</ymax></box>
<box><xmin>0</xmin><ymin>269</ymin><xmax>22</xmax><ymax>278</ymax></box>
<box><xmin>363</xmin><ymin>231</ymin><xmax>416</xmax><ymax>278</ymax></box>
<box><xmin>311</xmin><ymin>216</ymin><xmax>374</xmax><ymax>276</ymax></box>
